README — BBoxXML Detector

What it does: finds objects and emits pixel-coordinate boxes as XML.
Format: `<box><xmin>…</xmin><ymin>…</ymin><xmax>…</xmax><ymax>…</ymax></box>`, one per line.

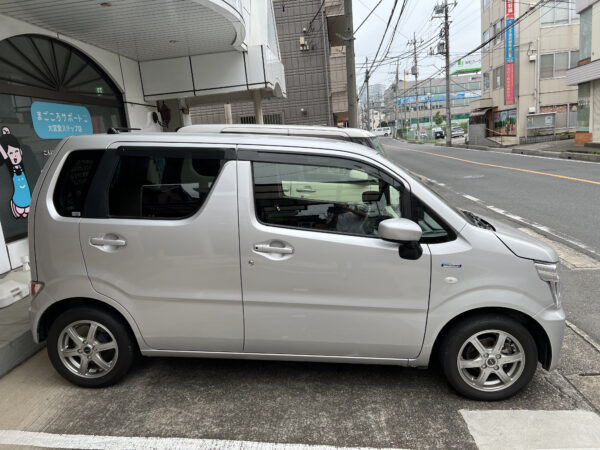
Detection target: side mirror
<box><xmin>378</xmin><ymin>218</ymin><xmax>423</xmax><ymax>261</ymax></box>
<box><xmin>378</xmin><ymin>218</ymin><xmax>422</xmax><ymax>243</ymax></box>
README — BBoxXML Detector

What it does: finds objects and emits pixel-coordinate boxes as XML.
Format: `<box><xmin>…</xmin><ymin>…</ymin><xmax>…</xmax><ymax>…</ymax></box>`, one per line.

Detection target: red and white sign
<box><xmin>505</xmin><ymin>0</ymin><xmax>515</xmax><ymax>20</ymax></box>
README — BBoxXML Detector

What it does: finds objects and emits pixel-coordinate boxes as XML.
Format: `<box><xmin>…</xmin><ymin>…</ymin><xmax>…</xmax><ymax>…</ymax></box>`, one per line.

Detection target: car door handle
<box><xmin>296</xmin><ymin>187</ymin><xmax>316</xmax><ymax>193</ymax></box>
<box><xmin>254</xmin><ymin>243</ymin><xmax>294</xmax><ymax>255</ymax></box>
<box><xmin>90</xmin><ymin>237</ymin><xmax>127</xmax><ymax>247</ymax></box>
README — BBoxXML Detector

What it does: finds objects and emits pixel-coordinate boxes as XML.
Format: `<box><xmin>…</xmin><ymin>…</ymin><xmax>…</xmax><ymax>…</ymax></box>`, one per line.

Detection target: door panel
<box><xmin>80</xmin><ymin>159</ymin><xmax>243</xmax><ymax>352</ymax></box>
<box><xmin>238</xmin><ymin>158</ymin><xmax>431</xmax><ymax>359</ymax></box>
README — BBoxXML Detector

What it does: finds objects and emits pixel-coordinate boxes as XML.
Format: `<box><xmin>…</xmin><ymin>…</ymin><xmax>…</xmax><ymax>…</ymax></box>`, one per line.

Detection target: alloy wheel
<box><xmin>57</xmin><ymin>320</ymin><xmax>119</xmax><ymax>378</ymax></box>
<box><xmin>456</xmin><ymin>329</ymin><xmax>526</xmax><ymax>392</ymax></box>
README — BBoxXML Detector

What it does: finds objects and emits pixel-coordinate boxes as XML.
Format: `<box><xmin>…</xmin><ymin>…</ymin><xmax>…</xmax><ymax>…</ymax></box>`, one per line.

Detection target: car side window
<box><xmin>108</xmin><ymin>151</ymin><xmax>224</xmax><ymax>219</ymax></box>
<box><xmin>54</xmin><ymin>150</ymin><xmax>104</xmax><ymax>217</ymax></box>
<box><xmin>412</xmin><ymin>196</ymin><xmax>456</xmax><ymax>244</ymax></box>
<box><xmin>252</xmin><ymin>159</ymin><xmax>404</xmax><ymax>237</ymax></box>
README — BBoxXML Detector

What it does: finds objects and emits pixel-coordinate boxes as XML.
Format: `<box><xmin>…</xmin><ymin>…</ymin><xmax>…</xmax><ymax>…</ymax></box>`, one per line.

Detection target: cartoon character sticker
<box><xmin>0</xmin><ymin>127</ymin><xmax>31</xmax><ymax>219</ymax></box>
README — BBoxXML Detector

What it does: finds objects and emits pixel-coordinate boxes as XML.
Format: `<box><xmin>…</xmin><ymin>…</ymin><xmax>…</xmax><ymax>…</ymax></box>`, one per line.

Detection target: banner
<box><xmin>398</xmin><ymin>90</ymin><xmax>481</xmax><ymax>105</ymax></box>
<box><xmin>505</xmin><ymin>0</ymin><xmax>516</xmax><ymax>105</ymax></box>
<box><xmin>505</xmin><ymin>63</ymin><xmax>515</xmax><ymax>105</ymax></box>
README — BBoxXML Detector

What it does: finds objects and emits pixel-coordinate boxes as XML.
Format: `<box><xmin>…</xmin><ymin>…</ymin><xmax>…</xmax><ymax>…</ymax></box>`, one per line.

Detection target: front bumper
<box><xmin>534</xmin><ymin>305</ymin><xmax>566</xmax><ymax>371</ymax></box>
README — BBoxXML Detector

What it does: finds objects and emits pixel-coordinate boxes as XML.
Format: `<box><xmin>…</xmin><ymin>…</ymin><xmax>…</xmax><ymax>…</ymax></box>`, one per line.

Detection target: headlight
<box><xmin>534</xmin><ymin>263</ymin><xmax>561</xmax><ymax>308</ymax></box>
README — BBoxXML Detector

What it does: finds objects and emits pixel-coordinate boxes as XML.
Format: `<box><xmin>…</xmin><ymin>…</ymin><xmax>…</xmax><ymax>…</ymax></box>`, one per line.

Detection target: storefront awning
<box><xmin>469</xmin><ymin>108</ymin><xmax>491</xmax><ymax>118</ymax></box>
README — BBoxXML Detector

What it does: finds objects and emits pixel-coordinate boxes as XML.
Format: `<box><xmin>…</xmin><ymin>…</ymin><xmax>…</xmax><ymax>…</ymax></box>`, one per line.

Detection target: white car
<box><xmin>373</xmin><ymin>127</ymin><xmax>392</xmax><ymax>137</ymax></box>
<box><xmin>451</xmin><ymin>127</ymin><xmax>465</xmax><ymax>138</ymax></box>
<box><xmin>179</xmin><ymin>124</ymin><xmax>384</xmax><ymax>154</ymax></box>
<box><xmin>30</xmin><ymin>132</ymin><xmax>564</xmax><ymax>400</ymax></box>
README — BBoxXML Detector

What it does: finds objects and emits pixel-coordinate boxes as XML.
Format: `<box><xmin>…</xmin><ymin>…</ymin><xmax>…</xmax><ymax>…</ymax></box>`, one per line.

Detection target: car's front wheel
<box><xmin>47</xmin><ymin>306</ymin><xmax>136</xmax><ymax>387</ymax></box>
<box><xmin>440</xmin><ymin>314</ymin><xmax>538</xmax><ymax>401</ymax></box>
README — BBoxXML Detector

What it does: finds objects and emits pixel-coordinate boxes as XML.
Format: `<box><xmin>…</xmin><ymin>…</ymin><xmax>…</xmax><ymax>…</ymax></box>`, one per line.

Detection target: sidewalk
<box><xmin>438</xmin><ymin>138</ymin><xmax>600</xmax><ymax>162</ymax></box>
<box><xmin>0</xmin><ymin>270</ymin><xmax>43</xmax><ymax>378</ymax></box>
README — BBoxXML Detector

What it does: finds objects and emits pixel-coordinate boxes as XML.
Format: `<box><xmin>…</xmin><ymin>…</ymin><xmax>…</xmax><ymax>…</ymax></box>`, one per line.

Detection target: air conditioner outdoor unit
<box><xmin>528</xmin><ymin>107</ymin><xmax>536</xmax><ymax>114</ymax></box>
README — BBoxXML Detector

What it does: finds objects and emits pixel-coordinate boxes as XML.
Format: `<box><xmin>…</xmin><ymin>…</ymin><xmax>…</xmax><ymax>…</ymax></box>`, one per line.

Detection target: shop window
<box><xmin>0</xmin><ymin>34</ymin><xmax>125</xmax><ymax>242</ymax></box>
<box><xmin>579</xmin><ymin>8</ymin><xmax>592</xmax><ymax>62</ymax></box>
<box><xmin>493</xmin><ymin>66</ymin><xmax>504</xmax><ymax>90</ymax></box>
<box><xmin>483</xmin><ymin>73</ymin><xmax>490</xmax><ymax>92</ymax></box>
<box><xmin>541</xmin><ymin>1</ymin><xmax>578</xmax><ymax>26</ymax></box>
<box><xmin>577</xmin><ymin>83</ymin><xmax>591</xmax><ymax>133</ymax></box>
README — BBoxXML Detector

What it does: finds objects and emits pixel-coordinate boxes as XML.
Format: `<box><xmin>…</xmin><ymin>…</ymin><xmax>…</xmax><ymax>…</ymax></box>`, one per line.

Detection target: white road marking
<box><xmin>415</xmin><ymin>173</ymin><xmax>600</xmax><ymax>259</ymax></box>
<box><xmin>0</xmin><ymin>430</ymin><xmax>403</xmax><ymax>450</ymax></box>
<box><xmin>460</xmin><ymin>410</ymin><xmax>600</xmax><ymax>450</ymax></box>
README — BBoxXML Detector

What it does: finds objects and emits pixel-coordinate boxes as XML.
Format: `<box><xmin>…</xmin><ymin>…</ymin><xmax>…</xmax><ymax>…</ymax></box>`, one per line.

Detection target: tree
<box><xmin>434</xmin><ymin>112</ymin><xmax>443</xmax><ymax>126</ymax></box>
<box><xmin>379</xmin><ymin>121</ymin><xmax>389</xmax><ymax>128</ymax></box>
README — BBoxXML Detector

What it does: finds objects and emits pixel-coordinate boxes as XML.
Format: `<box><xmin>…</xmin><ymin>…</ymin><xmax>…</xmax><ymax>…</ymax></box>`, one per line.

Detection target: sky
<box><xmin>352</xmin><ymin>0</ymin><xmax>481</xmax><ymax>90</ymax></box>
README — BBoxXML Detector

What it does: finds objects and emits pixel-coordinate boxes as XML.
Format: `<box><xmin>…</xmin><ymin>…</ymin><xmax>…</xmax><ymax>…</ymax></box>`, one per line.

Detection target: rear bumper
<box><xmin>534</xmin><ymin>305</ymin><xmax>566</xmax><ymax>371</ymax></box>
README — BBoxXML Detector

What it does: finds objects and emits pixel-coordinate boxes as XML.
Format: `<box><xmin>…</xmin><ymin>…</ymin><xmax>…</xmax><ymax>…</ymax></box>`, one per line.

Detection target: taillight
<box><xmin>30</xmin><ymin>281</ymin><xmax>44</xmax><ymax>298</ymax></box>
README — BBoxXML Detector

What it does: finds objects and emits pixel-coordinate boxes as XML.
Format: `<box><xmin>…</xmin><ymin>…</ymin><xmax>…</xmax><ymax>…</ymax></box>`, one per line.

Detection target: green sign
<box><xmin>95</xmin><ymin>86</ymin><xmax>104</xmax><ymax>95</ymax></box>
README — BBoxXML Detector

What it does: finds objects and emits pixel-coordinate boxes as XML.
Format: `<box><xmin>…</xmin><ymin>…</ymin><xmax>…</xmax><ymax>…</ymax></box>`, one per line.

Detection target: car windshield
<box><xmin>378</xmin><ymin>153</ymin><xmax>471</xmax><ymax>223</ymax></box>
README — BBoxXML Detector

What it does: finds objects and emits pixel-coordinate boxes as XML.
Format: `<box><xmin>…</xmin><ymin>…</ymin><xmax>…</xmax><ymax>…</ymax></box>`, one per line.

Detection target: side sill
<box><xmin>141</xmin><ymin>349</ymin><xmax>412</xmax><ymax>366</ymax></box>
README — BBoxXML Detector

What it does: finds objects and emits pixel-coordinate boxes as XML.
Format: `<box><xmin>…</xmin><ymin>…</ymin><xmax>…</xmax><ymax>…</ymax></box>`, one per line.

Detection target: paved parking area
<box><xmin>1</xmin><ymin>322</ymin><xmax>599</xmax><ymax>449</ymax></box>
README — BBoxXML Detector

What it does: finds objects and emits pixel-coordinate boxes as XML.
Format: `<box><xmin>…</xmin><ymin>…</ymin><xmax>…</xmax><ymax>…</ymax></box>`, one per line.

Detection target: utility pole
<box><xmin>365</xmin><ymin>57</ymin><xmax>371</xmax><ymax>131</ymax></box>
<box><xmin>408</xmin><ymin>33</ymin><xmax>420</xmax><ymax>140</ymax></box>
<box><xmin>443</xmin><ymin>0</ymin><xmax>452</xmax><ymax>146</ymax></box>
<box><xmin>403</xmin><ymin>70</ymin><xmax>407</xmax><ymax>138</ymax></box>
<box><xmin>394</xmin><ymin>60</ymin><xmax>399</xmax><ymax>138</ymax></box>
<box><xmin>344</xmin><ymin>0</ymin><xmax>358</xmax><ymax>128</ymax></box>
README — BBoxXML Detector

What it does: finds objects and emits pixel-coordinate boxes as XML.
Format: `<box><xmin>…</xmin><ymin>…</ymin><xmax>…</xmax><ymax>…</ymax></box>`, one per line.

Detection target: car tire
<box><xmin>47</xmin><ymin>306</ymin><xmax>136</xmax><ymax>388</ymax></box>
<box><xmin>439</xmin><ymin>314</ymin><xmax>538</xmax><ymax>401</ymax></box>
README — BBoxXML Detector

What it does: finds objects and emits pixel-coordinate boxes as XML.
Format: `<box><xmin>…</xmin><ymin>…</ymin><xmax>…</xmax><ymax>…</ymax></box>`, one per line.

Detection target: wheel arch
<box><xmin>430</xmin><ymin>307</ymin><xmax>552</xmax><ymax>370</ymax></box>
<box><xmin>37</xmin><ymin>297</ymin><xmax>140</xmax><ymax>352</ymax></box>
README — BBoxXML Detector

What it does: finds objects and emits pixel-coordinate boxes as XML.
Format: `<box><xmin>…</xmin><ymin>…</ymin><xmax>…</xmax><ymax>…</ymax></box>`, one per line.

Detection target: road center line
<box><xmin>401</xmin><ymin>148</ymin><xmax>600</xmax><ymax>186</ymax></box>
<box><xmin>0</xmin><ymin>430</ymin><xmax>405</xmax><ymax>450</ymax></box>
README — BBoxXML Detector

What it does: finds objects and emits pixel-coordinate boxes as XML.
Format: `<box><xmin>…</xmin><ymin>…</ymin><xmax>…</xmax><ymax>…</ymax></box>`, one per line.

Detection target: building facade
<box><xmin>190</xmin><ymin>0</ymin><xmax>348</xmax><ymax>127</ymax></box>
<box><xmin>0</xmin><ymin>0</ymin><xmax>285</xmax><ymax>281</ymax></box>
<box><xmin>470</xmin><ymin>0</ymin><xmax>580</xmax><ymax>145</ymax></box>
<box><xmin>567</xmin><ymin>0</ymin><xmax>600</xmax><ymax>145</ymax></box>
<box><xmin>390</xmin><ymin>74</ymin><xmax>481</xmax><ymax>130</ymax></box>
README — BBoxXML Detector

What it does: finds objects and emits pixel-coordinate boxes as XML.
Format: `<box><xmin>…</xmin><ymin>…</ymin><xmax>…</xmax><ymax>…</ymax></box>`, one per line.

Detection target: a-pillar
<box><xmin>253</xmin><ymin>90</ymin><xmax>264</xmax><ymax>124</ymax></box>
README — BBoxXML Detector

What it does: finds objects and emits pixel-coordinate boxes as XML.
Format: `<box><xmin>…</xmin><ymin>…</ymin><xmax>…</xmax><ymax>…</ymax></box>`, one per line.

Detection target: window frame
<box><xmin>241</xmin><ymin>149</ymin><xmax>456</xmax><ymax>244</ymax></box>
<box><xmin>83</xmin><ymin>146</ymin><xmax>236</xmax><ymax>220</ymax></box>
<box><xmin>541</xmin><ymin>0</ymin><xmax>579</xmax><ymax>27</ymax></box>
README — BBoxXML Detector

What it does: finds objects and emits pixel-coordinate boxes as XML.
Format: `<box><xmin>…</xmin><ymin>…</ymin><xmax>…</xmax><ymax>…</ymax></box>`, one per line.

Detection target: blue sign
<box><xmin>31</xmin><ymin>101</ymin><xmax>93</xmax><ymax>139</ymax></box>
<box><xmin>505</xmin><ymin>19</ymin><xmax>515</xmax><ymax>63</ymax></box>
<box><xmin>398</xmin><ymin>90</ymin><xmax>481</xmax><ymax>105</ymax></box>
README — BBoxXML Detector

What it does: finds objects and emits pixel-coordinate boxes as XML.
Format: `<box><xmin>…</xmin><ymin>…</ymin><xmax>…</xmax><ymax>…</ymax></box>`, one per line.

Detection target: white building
<box><xmin>0</xmin><ymin>0</ymin><xmax>285</xmax><ymax>286</ymax></box>
<box><xmin>567</xmin><ymin>0</ymin><xmax>600</xmax><ymax>145</ymax></box>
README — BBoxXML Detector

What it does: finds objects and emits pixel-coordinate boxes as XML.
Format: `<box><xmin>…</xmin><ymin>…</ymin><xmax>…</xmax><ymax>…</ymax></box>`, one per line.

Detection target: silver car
<box><xmin>29</xmin><ymin>132</ymin><xmax>564</xmax><ymax>400</ymax></box>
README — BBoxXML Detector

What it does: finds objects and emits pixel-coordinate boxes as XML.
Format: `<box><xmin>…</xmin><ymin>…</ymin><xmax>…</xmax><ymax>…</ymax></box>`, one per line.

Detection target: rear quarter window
<box><xmin>53</xmin><ymin>150</ymin><xmax>104</xmax><ymax>217</ymax></box>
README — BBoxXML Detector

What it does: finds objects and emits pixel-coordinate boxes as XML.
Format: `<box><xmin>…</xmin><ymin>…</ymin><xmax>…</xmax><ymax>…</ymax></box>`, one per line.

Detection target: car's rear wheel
<box><xmin>440</xmin><ymin>314</ymin><xmax>538</xmax><ymax>401</ymax></box>
<box><xmin>47</xmin><ymin>306</ymin><xmax>135</xmax><ymax>387</ymax></box>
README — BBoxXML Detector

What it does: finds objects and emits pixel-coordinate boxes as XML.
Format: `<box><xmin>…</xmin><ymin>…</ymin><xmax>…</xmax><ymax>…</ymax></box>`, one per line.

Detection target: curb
<box><xmin>0</xmin><ymin>329</ymin><xmax>44</xmax><ymax>378</ymax></box>
<box><xmin>434</xmin><ymin>143</ymin><xmax>600</xmax><ymax>162</ymax></box>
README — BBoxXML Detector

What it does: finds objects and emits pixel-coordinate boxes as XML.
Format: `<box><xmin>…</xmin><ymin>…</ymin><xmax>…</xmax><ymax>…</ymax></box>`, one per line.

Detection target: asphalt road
<box><xmin>381</xmin><ymin>139</ymin><xmax>600</xmax><ymax>256</ymax></box>
<box><xmin>381</xmin><ymin>138</ymin><xmax>600</xmax><ymax>344</ymax></box>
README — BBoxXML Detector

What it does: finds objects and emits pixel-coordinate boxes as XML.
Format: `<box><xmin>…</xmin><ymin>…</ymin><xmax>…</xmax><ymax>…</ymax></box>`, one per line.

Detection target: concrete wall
<box><xmin>190</xmin><ymin>0</ymin><xmax>332</xmax><ymax>126</ymax></box>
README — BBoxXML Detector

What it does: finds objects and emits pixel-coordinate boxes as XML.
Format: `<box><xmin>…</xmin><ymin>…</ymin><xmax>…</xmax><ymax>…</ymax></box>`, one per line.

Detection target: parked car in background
<box><xmin>30</xmin><ymin>132</ymin><xmax>564</xmax><ymax>401</ymax></box>
<box><xmin>373</xmin><ymin>127</ymin><xmax>392</xmax><ymax>137</ymax></box>
<box><xmin>178</xmin><ymin>124</ymin><xmax>385</xmax><ymax>155</ymax></box>
<box><xmin>451</xmin><ymin>127</ymin><xmax>465</xmax><ymax>138</ymax></box>
<box><xmin>433</xmin><ymin>128</ymin><xmax>445</xmax><ymax>139</ymax></box>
